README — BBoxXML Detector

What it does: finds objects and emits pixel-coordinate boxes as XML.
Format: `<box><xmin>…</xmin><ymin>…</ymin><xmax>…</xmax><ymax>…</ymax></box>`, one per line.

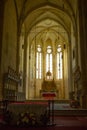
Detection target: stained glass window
<box><xmin>46</xmin><ymin>46</ymin><xmax>52</xmax><ymax>79</ymax></box>
<box><xmin>56</xmin><ymin>45</ymin><xmax>63</xmax><ymax>79</ymax></box>
<box><xmin>36</xmin><ymin>45</ymin><xmax>42</xmax><ymax>79</ymax></box>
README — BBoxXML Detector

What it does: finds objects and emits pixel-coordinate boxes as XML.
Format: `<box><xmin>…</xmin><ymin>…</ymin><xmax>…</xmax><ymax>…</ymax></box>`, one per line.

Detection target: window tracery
<box><xmin>35</xmin><ymin>43</ymin><xmax>63</xmax><ymax>80</ymax></box>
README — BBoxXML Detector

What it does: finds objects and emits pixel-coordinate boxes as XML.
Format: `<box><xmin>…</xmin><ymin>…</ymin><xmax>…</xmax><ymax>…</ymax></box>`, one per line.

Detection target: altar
<box><xmin>7</xmin><ymin>101</ymin><xmax>48</xmax><ymax>116</ymax></box>
<box><xmin>40</xmin><ymin>79</ymin><xmax>58</xmax><ymax>99</ymax></box>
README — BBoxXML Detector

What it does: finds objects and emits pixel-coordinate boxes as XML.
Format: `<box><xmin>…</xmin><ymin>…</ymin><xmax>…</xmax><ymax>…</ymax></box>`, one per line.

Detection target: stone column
<box><xmin>78</xmin><ymin>0</ymin><xmax>87</xmax><ymax>108</ymax></box>
<box><xmin>0</xmin><ymin>1</ymin><xmax>5</xmax><ymax>100</ymax></box>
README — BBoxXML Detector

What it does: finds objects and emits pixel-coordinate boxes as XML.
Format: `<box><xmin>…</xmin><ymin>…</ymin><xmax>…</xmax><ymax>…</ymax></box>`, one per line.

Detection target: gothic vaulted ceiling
<box><xmin>14</xmin><ymin>0</ymin><xmax>77</xmax><ymax>44</ymax></box>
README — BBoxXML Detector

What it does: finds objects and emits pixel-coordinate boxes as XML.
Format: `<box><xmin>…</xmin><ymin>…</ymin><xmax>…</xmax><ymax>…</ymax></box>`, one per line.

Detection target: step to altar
<box><xmin>52</xmin><ymin>109</ymin><xmax>87</xmax><ymax>116</ymax></box>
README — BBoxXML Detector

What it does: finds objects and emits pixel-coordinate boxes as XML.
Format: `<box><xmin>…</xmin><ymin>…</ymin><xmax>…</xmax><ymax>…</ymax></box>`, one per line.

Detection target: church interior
<box><xmin>0</xmin><ymin>0</ymin><xmax>87</xmax><ymax>128</ymax></box>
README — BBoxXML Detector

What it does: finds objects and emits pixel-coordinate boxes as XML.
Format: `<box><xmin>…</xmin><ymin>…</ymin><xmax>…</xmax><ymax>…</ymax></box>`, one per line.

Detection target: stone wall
<box><xmin>0</xmin><ymin>0</ymin><xmax>17</xmax><ymax>100</ymax></box>
<box><xmin>1</xmin><ymin>0</ymin><xmax>17</xmax><ymax>73</ymax></box>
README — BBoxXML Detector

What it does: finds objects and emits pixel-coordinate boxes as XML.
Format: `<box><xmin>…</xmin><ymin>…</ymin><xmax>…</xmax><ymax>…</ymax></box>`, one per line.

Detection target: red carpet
<box><xmin>0</xmin><ymin>125</ymin><xmax>87</xmax><ymax>130</ymax></box>
<box><xmin>53</xmin><ymin>116</ymin><xmax>87</xmax><ymax>127</ymax></box>
<box><xmin>0</xmin><ymin>116</ymin><xmax>87</xmax><ymax>129</ymax></box>
<box><xmin>0</xmin><ymin>116</ymin><xmax>87</xmax><ymax>130</ymax></box>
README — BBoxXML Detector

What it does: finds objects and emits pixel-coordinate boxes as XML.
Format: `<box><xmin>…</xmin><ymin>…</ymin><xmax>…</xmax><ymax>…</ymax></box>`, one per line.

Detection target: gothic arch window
<box><xmin>35</xmin><ymin>43</ymin><xmax>63</xmax><ymax>80</ymax></box>
<box><xmin>36</xmin><ymin>44</ymin><xmax>42</xmax><ymax>79</ymax></box>
<box><xmin>31</xmin><ymin>44</ymin><xmax>35</xmax><ymax>79</ymax></box>
<box><xmin>46</xmin><ymin>45</ymin><xmax>53</xmax><ymax>79</ymax></box>
<box><xmin>56</xmin><ymin>45</ymin><xmax>63</xmax><ymax>79</ymax></box>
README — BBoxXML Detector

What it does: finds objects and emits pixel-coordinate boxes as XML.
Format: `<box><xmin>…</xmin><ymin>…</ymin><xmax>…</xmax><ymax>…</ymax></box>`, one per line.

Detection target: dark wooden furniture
<box><xmin>3</xmin><ymin>67</ymin><xmax>20</xmax><ymax>101</ymax></box>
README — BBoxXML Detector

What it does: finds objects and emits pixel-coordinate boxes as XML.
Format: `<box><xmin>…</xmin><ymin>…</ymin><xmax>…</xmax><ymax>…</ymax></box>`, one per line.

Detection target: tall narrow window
<box><xmin>57</xmin><ymin>45</ymin><xmax>63</xmax><ymax>79</ymax></box>
<box><xmin>46</xmin><ymin>46</ymin><xmax>52</xmax><ymax>79</ymax></box>
<box><xmin>36</xmin><ymin>45</ymin><xmax>42</xmax><ymax>79</ymax></box>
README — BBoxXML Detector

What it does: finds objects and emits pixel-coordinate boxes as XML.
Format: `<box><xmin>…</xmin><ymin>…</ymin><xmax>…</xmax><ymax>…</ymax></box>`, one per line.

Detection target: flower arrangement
<box><xmin>3</xmin><ymin>110</ymin><xmax>50</xmax><ymax>127</ymax></box>
<box><xmin>70</xmin><ymin>99</ymin><xmax>80</xmax><ymax>108</ymax></box>
<box><xmin>16</xmin><ymin>111</ymin><xmax>49</xmax><ymax>127</ymax></box>
<box><xmin>16</xmin><ymin>112</ymin><xmax>38</xmax><ymax>127</ymax></box>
